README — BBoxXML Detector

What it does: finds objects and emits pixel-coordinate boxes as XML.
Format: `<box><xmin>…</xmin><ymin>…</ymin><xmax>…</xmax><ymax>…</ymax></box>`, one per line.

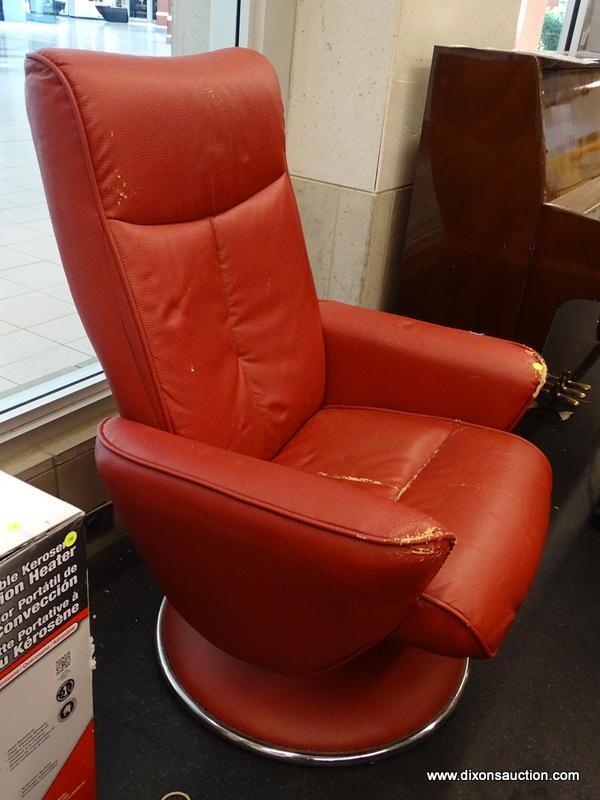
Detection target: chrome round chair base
<box><xmin>156</xmin><ymin>599</ymin><xmax>469</xmax><ymax>765</ymax></box>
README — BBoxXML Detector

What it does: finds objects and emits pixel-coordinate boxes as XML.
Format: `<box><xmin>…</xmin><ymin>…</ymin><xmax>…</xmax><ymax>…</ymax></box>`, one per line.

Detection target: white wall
<box><xmin>172</xmin><ymin>0</ymin><xmax>211</xmax><ymax>56</ymax></box>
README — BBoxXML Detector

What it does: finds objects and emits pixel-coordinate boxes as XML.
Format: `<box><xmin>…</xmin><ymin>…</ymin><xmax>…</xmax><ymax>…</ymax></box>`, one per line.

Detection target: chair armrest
<box><xmin>320</xmin><ymin>300</ymin><xmax>546</xmax><ymax>431</ymax></box>
<box><xmin>97</xmin><ymin>417</ymin><xmax>454</xmax><ymax>674</ymax></box>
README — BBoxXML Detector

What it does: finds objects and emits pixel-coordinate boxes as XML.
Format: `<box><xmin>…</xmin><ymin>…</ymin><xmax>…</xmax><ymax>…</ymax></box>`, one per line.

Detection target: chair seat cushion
<box><xmin>273</xmin><ymin>406</ymin><xmax>551</xmax><ymax>658</ymax></box>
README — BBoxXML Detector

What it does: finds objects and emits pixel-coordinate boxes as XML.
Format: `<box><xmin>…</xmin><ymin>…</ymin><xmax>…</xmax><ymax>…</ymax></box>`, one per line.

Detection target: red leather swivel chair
<box><xmin>26</xmin><ymin>47</ymin><xmax>552</xmax><ymax>764</ymax></box>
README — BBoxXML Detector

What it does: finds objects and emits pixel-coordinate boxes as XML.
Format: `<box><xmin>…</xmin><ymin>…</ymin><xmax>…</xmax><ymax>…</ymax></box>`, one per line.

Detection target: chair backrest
<box><xmin>25</xmin><ymin>48</ymin><xmax>325</xmax><ymax>459</ymax></box>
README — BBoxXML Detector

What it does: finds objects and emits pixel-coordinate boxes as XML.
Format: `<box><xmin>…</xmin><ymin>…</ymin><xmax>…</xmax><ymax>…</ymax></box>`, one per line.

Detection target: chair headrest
<box><xmin>26</xmin><ymin>47</ymin><xmax>286</xmax><ymax>225</ymax></box>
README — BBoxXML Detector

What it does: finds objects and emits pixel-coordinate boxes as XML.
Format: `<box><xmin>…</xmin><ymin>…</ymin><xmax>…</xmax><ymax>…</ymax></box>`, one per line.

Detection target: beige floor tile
<box><xmin>10</xmin><ymin>176</ymin><xmax>45</xmax><ymax>192</ymax></box>
<box><xmin>0</xmin><ymin>158</ymin><xmax>29</xmax><ymax>170</ymax></box>
<box><xmin>22</xmin><ymin>219</ymin><xmax>54</xmax><ymax>236</ymax></box>
<box><xmin>0</xmin><ymin>329</ymin><xmax>55</xmax><ymax>366</ymax></box>
<box><xmin>8</xmin><ymin>236</ymin><xmax>61</xmax><ymax>262</ymax></box>
<box><xmin>0</xmin><ymin>277</ymin><xmax>28</xmax><ymax>300</ymax></box>
<box><xmin>0</xmin><ymin>223</ymin><xmax>43</xmax><ymax>246</ymax></box>
<box><xmin>0</xmin><ymin>189</ymin><xmax>45</xmax><ymax>206</ymax></box>
<box><xmin>2</xmin><ymin>260</ymin><xmax>65</xmax><ymax>289</ymax></box>
<box><xmin>30</xmin><ymin>313</ymin><xmax>87</xmax><ymax>344</ymax></box>
<box><xmin>0</xmin><ymin>167</ymin><xmax>25</xmax><ymax>181</ymax></box>
<box><xmin>0</xmin><ymin>205</ymin><xmax>50</xmax><ymax>224</ymax></box>
<box><xmin>0</xmin><ymin>247</ymin><xmax>39</xmax><ymax>270</ymax></box>
<box><xmin>0</xmin><ymin>180</ymin><xmax>26</xmax><ymax>195</ymax></box>
<box><xmin>0</xmin><ymin>290</ymin><xmax>73</xmax><ymax>327</ymax></box>
<box><xmin>0</xmin><ymin>345</ymin><xmax>90</xmax><ymax>385</ymax></box>
<box><xmin>0</xmin><ymin>320</ymin><xmax>17</xmax><ymax>336</ymax></box>
<box><xmin>41</xmin><ymin>282</ymin><xmax>74</xmax><ymax>303</ymax></box>
<box><xmin>28</xmin><ymin>202</ymin><xmax>50</xmax><ymax>215</ymax></box>
<box><xmin>3</xmin><ymin>167</ymin><xmax>42</xmax><ymax>181</ymax></box>
<box><xmin>0</xmin><ymin>123</ymin><xmax>33</xmax><ymax>143</ymax></box>
<box><xmin>0</xmin><ymin>152</ymin><xmax>38</xmax><ymax>170</ymax></box>
<box><xmin>69</xmin><ymin>336</ymin><xmax>96</xmax><ymax>356</ymax></box>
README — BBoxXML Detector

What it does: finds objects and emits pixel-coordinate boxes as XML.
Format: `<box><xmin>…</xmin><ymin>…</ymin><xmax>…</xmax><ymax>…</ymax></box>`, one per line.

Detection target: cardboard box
<box><xmin>0</xmin><ymin>472</ymin><xmax>95</xmax><ymax>800</ymax></box>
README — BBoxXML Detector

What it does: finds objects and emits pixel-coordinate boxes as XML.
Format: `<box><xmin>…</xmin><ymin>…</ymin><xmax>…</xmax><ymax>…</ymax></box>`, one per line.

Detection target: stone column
<box><xmin>171</xmin><ymin>0</ymin><xmax>211</xmax><ymax>56</ymax></box>
<box><xmin>287</xmin><ymin>0</ymin><xmax>523</xmax><ymax>309</ymax></box>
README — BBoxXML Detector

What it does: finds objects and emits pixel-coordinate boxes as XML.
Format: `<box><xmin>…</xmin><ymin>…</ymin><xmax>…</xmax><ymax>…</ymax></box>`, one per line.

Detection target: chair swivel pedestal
<box><xmin>157</xmin><ymin>599</ymin><xmax>469</xmax><ymax>764</ymax></box>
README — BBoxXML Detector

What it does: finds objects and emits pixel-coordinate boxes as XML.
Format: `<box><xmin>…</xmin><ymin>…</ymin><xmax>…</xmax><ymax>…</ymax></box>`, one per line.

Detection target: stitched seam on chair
<box><xmin>309</xmin><ymin>621</ymin><xmax>412</xmax><ymax>675</ymax></box>
<box><xmin>284</xmin><ymin>173</ymin><xmax>327</xmax><ymax>410</ymax></box>
<box><xmin>393</xmin><ymin>423</ymin><xmax>461</xmax><ymax>502</ymax></box>
<box><xmin>417</xmin><ymin>593</ymin><xmax>493</xmax><ymax>658</ymax></box>
<box><xmin>104</xmin><ymin>227</ymin><xmax>182</xmax><ymax>431</ymax></box>
<box><xmin>321</xmin><ymin>404</ymin><xmax>553</xmax><ymax>478</ymax></box>
<box><xmin>98</xmin><ymin>230</ymin><xmax>166</xmax><ymax>415</ymax></box>
<box><xmin>26</xmin><ymin>52</ymin><xmax>173</xmax><ymax>432</ymax></box>
<box><xmin>103</xmin><ymin>171</ymin><xmax>288</xmax><ymax>226</ymax></box>
<box><xmin>208</xmin><ymin>216</ymin><xmax>272</xmax><ymax>456</ymax></box>
<box><xmin>98</xmin><ymin>420</ymin><xmax>454</xmax><ymax>549</ymax></box>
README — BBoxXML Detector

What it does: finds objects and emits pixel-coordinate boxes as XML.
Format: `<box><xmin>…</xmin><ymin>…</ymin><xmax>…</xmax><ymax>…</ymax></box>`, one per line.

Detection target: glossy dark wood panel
<box><xmin>516</xmin><ymin>206</ymin><xmax>600</xmax><ymax>351</ymax></box>
<box><xmin>542</xmin><ymin>67</ymin><xmax>600</xmax><ymax>200</ymax></box>
<box><xmin>395</xmin><ymin>46</ymin><xmax>600</xmax><ymax>353</ymax></box>
<box><xmin>396</xmin><ymin>47</ymin><xmax>545</xmax><ymax>338</ymax></box>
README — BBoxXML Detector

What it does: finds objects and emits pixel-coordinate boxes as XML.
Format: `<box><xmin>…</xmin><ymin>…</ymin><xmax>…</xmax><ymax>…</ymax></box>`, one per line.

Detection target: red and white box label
<box><xmin>0</xmin><ymin>472</ymin><xmax>96</xmax><ymax>800</ymax></box>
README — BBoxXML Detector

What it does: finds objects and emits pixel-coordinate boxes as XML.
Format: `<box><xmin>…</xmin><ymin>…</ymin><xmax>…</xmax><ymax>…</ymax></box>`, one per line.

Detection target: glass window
<box><xmin>0</xmin><ymin>1</ymin><xmax>239</xmax><ymax>428</ymax></box>
<box><xmin>573</xmin><ymin>0</ymin><xmax>600</xmax><ymax>54</ymax></box>
<box><xmin>540</xmin><ymin>0</ymin><xmax>569</xmax><ymax>50</ymax></box>
<box><xmin>516</xmin><ymin>0</ymin><xmax>570</xmax><ymax>52</ymax></box>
